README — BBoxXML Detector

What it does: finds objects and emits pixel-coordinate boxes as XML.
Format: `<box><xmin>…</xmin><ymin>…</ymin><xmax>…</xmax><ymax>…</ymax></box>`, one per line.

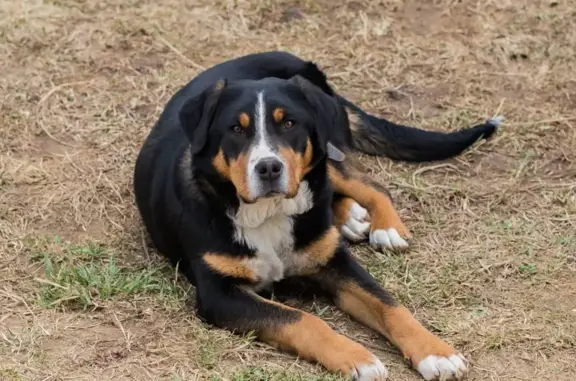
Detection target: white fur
<box><xmin>342</xmin><ymin>219</ymin><xmax>371</xmax><ymax>242</ymax></box>
<box><xmin>341</xmin><ymin>202</ymin><xmax>370</xmax><ymax>242</ymax></box>
<box><xmin>350</xmin><ymin>201</ymin><xmax>369</xmax><ymax>221</ymax></box>
<box><xmin>488</xmin><ymin>115</ymin><xmax>505</xmax><ymax>127</ymax></box>
<box><xmin>350</xmin><ymin>357</ymin><xmax>388</xmax><ymax>380</ymax></box>
<box><xmin>231</xmin><ymin>182</ymin><xmax>313</xmax><ymax>287</ymax></box>
<box><xmin>416</xmin><ymin>354</ymin><xmax>467</xmax><ymax>381</ymax></box>
<box><xmin>369</xmin><ymin>228</ymin><xmax>408</xmax><ymax>251</ymax></box>
<box><xmin>243</xmin><ymin>248</ymin><xmax>285</xmax><ymax>290</ymax></box>
<box><xmin>247</xmin><ymin>91</ymin><xmax>287</xmax><ymax>198</ymax></box>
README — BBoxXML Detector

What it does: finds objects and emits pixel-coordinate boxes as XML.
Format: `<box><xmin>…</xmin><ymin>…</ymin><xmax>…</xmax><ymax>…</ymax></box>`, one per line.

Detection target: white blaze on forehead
<box><xmin>246</xmin><ymin>91</ymin><xmax>288</xmax><ymax>199</ymax></box>
<box><xmin>249</xmin><ymin>91</ymin><xmax>277</xmax><ymax>164</ymax></box>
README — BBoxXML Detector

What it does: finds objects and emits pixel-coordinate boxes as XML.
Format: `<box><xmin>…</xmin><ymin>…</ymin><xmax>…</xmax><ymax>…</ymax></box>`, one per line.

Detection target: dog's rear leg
<box><xmin>329</xmin><ymin>162</ymin><xmax>411</xmax><ymax>252</ymax></box>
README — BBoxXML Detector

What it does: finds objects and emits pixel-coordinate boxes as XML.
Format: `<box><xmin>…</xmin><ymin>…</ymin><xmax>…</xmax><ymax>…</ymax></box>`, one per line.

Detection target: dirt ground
<box><xmin>1</xmin><ymin>0</ymin><xmax>575</xmax><ymax>380</ymax></box>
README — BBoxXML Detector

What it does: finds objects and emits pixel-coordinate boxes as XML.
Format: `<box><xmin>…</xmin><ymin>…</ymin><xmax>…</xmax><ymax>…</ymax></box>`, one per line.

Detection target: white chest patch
<box><xmin>230</xmin><ymin>181</ymin><xmax>313</xmax><ymax>287</ymax></box>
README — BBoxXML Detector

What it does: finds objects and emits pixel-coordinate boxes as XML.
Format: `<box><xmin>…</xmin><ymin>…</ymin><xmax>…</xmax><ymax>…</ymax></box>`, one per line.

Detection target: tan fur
<box><xmin>301</xmin><ymin>139</ymin><xmax>314</xmax><ymax>176</ymax></box>
<box><xmin>293</xmin><ymin>226</ymin><xmax>340</xmax><ymax>275</ymax></box>
<box><xmin>277</xmin><ymin>139</ymin><xmax>314</xmax><ymax>198</ymax></box>
<box><xmin>239</xmin><ymin>112</ymin><xmax>250</xmax><ymax>128</ymax></box>
<box><xmin>332</xmin><ymin>197</ymin><xmax>355</xmax><ymax>228</ymax></box>
<box><xmin>273</xmin><ymin>107</ymin><xmax>285</xmax><ymax>123</ymax></box>
<box><xmin>229</xmin><ymin>153</ymin><xmax>251</xmax><ymax>201</ymax></box>
<box><xmin>336</xmin><ymin>282</ymin><xmax>457</xmax><ymax>365</ymax></box>
<box><xmin>328</xmin><ymin>163</ymin><xmax>411</xmax><ymax>238</ymax></box>
<box><xmin>212</xmin><ymin>149</ymin><xmax>230</xmax><ymax>179</ymax></box>
<box><xmin>203</xmin><ymin>252</ymin><xmax>258</xmax><ymax>282</ymax></box>
<box><xmin>259</xmin><ymin>299</ymin><xmax>376</xmax><ymax>376</ymax></box>
<box><xmin>278</xmin><ymin>146</ymin><xmax>300</xmax><ymax>198</ymax></box>
<box><xmin>213</xmin><ymin>149</ymin><xmax>252</xmax><ymax>201</ymax></box>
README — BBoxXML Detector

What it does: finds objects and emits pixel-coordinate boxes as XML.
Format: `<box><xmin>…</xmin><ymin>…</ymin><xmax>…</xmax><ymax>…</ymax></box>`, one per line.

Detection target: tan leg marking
<box><xmin>258</xmin><ymin>295</ymin><xmax>386</xmax><ymax>379</ymax></box>
<box><xmin>333</xmin><ymin>197</ymin><xmax>356</xmax><ymax>228</ymax></box>
<box><xmin>337</xmin><ymin>283</ymin><xmax>459</xmax><ymax>367</ymax></box>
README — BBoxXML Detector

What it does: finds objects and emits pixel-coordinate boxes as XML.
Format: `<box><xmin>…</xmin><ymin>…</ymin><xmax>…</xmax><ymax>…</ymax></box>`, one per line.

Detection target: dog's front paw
<box><xmin>416</xmin><ymin>353</ymin><xmax>468</xmax><ymax>381</ymax></box>
<box><xmin>407</xmin><ymin>335</ymin><xmax>468</xmax><ymax>381</ymax></box>
<box><xmin>369</xmin><ymin>228</ymin><xmax>409</xmax><ymax>252</ymax></box>
<box><xmin>324</xmin><ymin>335</ymin><xmax>388</xmax><ymax>381</ymax></box>
<box><xmin>350</xmin><ymin>357</ymin><xmax>389</xmax><ymax>381</ymax></box>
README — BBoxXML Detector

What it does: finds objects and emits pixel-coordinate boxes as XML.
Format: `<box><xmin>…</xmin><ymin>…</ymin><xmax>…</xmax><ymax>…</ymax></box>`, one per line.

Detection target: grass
<box><xmin>0</xmin><ymin>368</ymin><xmax>24</xmax><ymax>381</ymax></box>
<box><xmin>35</xmin><ymin>241</ymin><xmax>189</xmax><ymax>310</ymax></box>
<box><xmin>0</xmin><ymin>0</ymin><xmax>575</xmax><ymax>380</ymax></box>
<box><xmin>228</xmin><ymin>367</ymin><xmax>347</xmax><ymax>381</ymax></box>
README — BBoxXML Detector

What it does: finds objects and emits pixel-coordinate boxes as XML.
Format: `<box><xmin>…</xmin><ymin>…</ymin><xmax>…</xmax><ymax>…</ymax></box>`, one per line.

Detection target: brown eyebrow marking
<box><xmin>273</xmin><ymin>108</ymin><xmax>285</xmax><ymax>123</ymax></box>
<box><xmin>239</xmin><ymin>112</ymin><xmax>250</xmax><ymax>128</ymax></box>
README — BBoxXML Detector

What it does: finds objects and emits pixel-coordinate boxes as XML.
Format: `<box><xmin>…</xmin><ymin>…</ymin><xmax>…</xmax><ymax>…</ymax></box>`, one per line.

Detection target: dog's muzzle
<box><xmin>250</xmin><ymin>157</ymin><xmax>287</xmax><ymax>199</ymax></box>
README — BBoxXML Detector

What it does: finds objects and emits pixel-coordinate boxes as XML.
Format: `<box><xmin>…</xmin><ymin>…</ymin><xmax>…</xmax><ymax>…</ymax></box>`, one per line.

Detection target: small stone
<box><xmin>386</xmin><ymin>89</ymin><xmax>405</xmax><ymax>101</ymax></box>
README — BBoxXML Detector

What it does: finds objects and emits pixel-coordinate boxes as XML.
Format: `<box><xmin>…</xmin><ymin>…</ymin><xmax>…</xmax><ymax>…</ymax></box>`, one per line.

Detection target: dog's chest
<box><xmin>231</xmin><ymin>182</ymin><xmax>313</xmax><ymax>286</ymax></box>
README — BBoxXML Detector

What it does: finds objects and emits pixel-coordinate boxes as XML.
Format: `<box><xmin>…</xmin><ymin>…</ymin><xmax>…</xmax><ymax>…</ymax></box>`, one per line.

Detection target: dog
<box><xmin>134</xmin><ymin>51</ymin><xmax>501</xmax><ymax>380</ymax></box>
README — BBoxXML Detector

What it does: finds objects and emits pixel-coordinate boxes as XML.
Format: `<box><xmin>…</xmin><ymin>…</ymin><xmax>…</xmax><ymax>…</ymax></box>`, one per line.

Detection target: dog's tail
<box><xmin>339</xmin><ymin>97</ymin><xmax>503</xmax><ymax>162</ymax></box>
<box><xmin>295</xmin><ymin>61</ymin><xmax>502</xmax><ymax>162</ymax></box>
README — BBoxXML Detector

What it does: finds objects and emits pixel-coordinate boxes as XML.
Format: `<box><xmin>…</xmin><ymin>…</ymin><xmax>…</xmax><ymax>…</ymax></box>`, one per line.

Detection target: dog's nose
<box><xmin>255</xmin><ymin>158</ymin><xmax>283</xmax><ymax>181</ymax></box>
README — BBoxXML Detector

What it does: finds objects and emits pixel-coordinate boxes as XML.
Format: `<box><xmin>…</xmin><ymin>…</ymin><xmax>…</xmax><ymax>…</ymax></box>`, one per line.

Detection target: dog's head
<box><xmin>180</xmin><ymin>76</ymin><xmax>343</xmax><ymax>203</ymax></box>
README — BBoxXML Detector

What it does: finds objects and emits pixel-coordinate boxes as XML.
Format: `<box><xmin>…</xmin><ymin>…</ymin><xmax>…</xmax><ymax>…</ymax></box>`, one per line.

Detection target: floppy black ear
<box><xmin>180</xmin><ymin>79</ymin><xmax>227</xmax><ymax>155</ymax></box>
<box><xmin>288</xmin><ymin>75</ymin><xmax>345</xmax><ymax>166</ymax></box>
<box><xmin>296</xmin><ymin>62</ymin><xmax>336</xmax><ymax>96</ymax></box>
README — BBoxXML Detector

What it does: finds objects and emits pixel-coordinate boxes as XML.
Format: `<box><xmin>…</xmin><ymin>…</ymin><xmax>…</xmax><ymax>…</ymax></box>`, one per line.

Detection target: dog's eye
<box><xmin>283</xmin><ymin>120</ymin><xmax>295</xmax><ymax>130</ymax></box>
<box><xmin>231</xmin><ymin>125</ymin><xmax>244</xmax><ymax>134</ymax></box>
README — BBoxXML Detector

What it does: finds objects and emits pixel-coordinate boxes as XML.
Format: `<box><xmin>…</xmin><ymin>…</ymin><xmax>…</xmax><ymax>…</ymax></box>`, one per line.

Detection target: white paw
<box><xmin>350</xmin><ymin>201</ymin><xmax>369</xmax><ymax>221</ymax></box>
<box><xmin>342</xmin><ymin>219</ymin><xmax>371</xmax><ymax>242</ymax></box>
<box><xmin>369</xmin><ymin>228</ymin><xmax>409</xmax><ymax>252</ymax></box>
<box><xmin>417</xmin><ymin>354</ymin><xmax>467</xmax><ymax>381</ymax></box>
<box><xmin>351</xmin><ymin>357</ymin><xmax>389</xmax><ymax>380</ymax></box>
<box><xmin>341</xmin><ymin>202</ymin><xmax>370</xmax><ymax>242</ymax></box>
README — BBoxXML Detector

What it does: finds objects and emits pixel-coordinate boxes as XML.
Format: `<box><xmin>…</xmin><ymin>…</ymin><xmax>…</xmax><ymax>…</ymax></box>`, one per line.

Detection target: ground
<box><xmin>0</xmin><ymin>0</ymin><xmax>575</xmax><ymax>380</ymax></box>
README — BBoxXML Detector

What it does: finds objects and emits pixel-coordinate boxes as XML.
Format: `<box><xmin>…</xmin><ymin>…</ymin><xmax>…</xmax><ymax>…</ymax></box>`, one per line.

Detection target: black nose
<box><xmin>255</xmin><ymin>158</ymin><xmax>283</xmax><ymax>181</ymax></box>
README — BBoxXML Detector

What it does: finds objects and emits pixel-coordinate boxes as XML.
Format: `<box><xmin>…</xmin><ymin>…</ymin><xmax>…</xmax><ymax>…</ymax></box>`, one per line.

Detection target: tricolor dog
<box><xmin>134</xmin><ymin>51</ymin><xmax>501</xmax><ymax>380</ymax></box>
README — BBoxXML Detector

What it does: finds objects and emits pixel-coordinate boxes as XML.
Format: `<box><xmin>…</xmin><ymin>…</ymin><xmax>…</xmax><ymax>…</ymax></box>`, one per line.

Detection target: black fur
<box><xmin>339</xmin><ymin>96</ymin><xmax>498</xmax><ymax>161</ymax></box>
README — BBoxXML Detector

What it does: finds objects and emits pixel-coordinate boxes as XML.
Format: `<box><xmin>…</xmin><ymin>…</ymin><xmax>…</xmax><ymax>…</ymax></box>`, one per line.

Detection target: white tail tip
<box><xmin>487</xmin><ymin>115</ymin><xmax>505</xmax><ymax>127</ymax></box>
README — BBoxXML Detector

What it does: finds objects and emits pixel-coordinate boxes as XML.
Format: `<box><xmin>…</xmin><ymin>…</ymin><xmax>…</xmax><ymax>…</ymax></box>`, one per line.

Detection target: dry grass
<box><xmin>1</xmin><ymin>0</ymin><xmax>575</xmax><ymax>380</ymax></box>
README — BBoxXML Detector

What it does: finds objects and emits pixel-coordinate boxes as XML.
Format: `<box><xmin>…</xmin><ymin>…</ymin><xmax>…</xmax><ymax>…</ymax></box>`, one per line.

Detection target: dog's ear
<box><xmin>180</xmin><ymin>79</ymin><xmax>227</xmax><ymax>155</ymax></box>
<box><xmin>296</xmin><ymin>62</ymin><xmax>336</xmax><ymax>96</ymax></box>
<box><xmin>288</xmin><ymin>75</ymin><xmax>345</xmax><ymax>166</ymax></box>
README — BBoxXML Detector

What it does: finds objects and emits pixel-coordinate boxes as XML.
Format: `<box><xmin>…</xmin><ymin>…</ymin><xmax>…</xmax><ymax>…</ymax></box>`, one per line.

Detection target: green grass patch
<box><xmin>33</xmin><ymin>240</ymin><xmax>189</xmax><ymax>310</ymax></box>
